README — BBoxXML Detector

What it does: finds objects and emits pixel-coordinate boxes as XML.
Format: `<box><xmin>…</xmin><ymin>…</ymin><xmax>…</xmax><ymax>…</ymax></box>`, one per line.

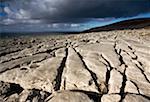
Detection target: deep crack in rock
<box><xmin>54</xmin><ymin>48</ymin><xmax>68</xmax><ymax>91</ymax></box>
<box><xmin>74</xmin><ymin>48</ymin><xmax>102</xmax><ymax>93</ymax></box>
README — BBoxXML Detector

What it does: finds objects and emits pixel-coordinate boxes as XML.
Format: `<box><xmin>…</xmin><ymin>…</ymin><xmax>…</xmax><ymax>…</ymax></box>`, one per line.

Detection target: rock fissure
<box><xmin>74</xmin><ymin>48</ymin><xmax>102</xmax><ymax>93</ymax></box>
<box><xmin>0</xmin><ymin>49</ymin><xmax>23</xmax><ymax>57</ymax></box>
<box><xmin>1</xmin><ymin>56</ymin><xmax>26</xmax><ymax>64</ymax></box>
<box><xmin>53</xmin><ymin>48</ymin><xmax>68</xmax><ymax>91</ymax></box>
<box><xmin>135</xmin><ymin>64</ymin><xmax>150</xmax><ymax>83</ymax></box>
<box><xmin>100</xmin><ymin>54</ymin><xmax>113</xmax><ymax>94</ymax></box>
<box><xmin>119</xmin><ymin>68</ymin><xmax>127</xmax><ymax>102</ymax></box>
<box><xmin>130</xmin><ymin>80</ymin><xmax>141</xmax><ymax>94</ymax></box>
<box><xmin>114</xmin><ymin>42</ymin><xmax>127</xmax><ymax>67</ymax></box>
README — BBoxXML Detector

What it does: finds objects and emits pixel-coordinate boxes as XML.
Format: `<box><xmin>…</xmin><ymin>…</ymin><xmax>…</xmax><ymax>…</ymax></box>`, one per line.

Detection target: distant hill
<box><xmin>84</xmin><ymin>18</ymin><xmax>150</xmax><ymax>33</ymax></box>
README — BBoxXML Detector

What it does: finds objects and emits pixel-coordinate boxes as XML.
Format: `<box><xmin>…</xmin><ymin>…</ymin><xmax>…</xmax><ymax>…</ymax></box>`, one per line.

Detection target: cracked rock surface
<box><xmin>0</xmin><ymin>29</ymin><xmax>150</xmax><ymax>102</ymax></box>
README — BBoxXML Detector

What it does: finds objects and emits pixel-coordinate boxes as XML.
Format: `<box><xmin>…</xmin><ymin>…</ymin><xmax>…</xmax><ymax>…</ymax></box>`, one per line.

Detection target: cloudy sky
<box><xmin>0</xmin><ymin>0</ymin><xmax>150</xmax><ymax>32</ymax></box>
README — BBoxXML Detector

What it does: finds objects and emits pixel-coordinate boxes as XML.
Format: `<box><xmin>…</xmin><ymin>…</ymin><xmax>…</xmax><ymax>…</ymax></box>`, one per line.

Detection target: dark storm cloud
<box><xmin>55</xmin><ymin>0</ymin><xmax>150</xmax><ymax>18</ymax></box>
<box><xmin>2</xmin><ymin>0</ymin><xmax>150</xmax><ymax>23</ymax></box>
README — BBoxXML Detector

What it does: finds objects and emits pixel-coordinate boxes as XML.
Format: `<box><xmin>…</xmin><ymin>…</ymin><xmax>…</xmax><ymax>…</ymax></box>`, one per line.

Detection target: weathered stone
<box><xmin>125</xmin><ymin>81</ymin><xmax>139</xmax><ymax>94</ymax></box>
<box><xmin>101</xmin><ymin>94</ymin><xmax>121</xmax><ymax>102</ymax></box>
<box><xmin>61</xmin><ymin>47</ymin><xmax>97</xmax><ymax>92</ymax></box>
<box><xmin>76</xmin><ymin>43</ymin><xmax>120</xmax><ymax>68</ymax></box>
<box><xmin>0</xmin><ymin>53</ymin><xmax>49</xmax><ymax>73</ymax></box>
<box><xmin>108</xmin><ymin>69</ymin><xmax>123</xmax><ymax>94</ymax></box>
<box><xmin>135</xmin><ymin>81</ymin><xmax>150</xmax><ymax>96</ymax></box>
<box><xmin>132</xmin><ymin>45</ymin><xmax>150</xmax><ymax>55</ymax></box>
<box><xmin>0</xmin><ymin>49</ymin><xmax>66</xmax><ymax>92</ymax></box>
<box><xmin>123</xmin><ymin>94</ymin><xmax>150</xmax><ymax>102</ymax></box>
<box><xmin>135</xmin><ymin>51</ymin><xmax>150</xmax><ymax>73</ymax></box>
<box><xmin>19</xmin><ymin>90</ymin><xmax>30</xmax><ymax>102</ymax></box>
<box><xmin>144</xmin><ymin>72</ymin><xmax>150</xmax><ymax>81</ymax></box>
<box><xmin>125</xmin><ymin>63</ymin><xmax>149</xmax><ymax>87</ymax></box>
<box><xmin>115</xmin><ymin>40</ymin><xmax>137</xmax><ymax>59</ymax></box>
<box><xmin>0</xmin><ymin>29</ymin><xmax>150</xmax><ymax>101</ymax></box>
<box><xmin>46</xmin><ymin>91</ymin><xmax>94</xmax><ymax>102</ymax></box>
<box><xmin>83</xmin><ymin>53</ymin><xmax>107</xmax><ymax>84</ymax></box>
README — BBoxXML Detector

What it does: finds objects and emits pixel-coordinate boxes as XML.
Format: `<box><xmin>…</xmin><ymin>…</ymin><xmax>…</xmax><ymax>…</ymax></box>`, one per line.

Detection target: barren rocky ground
<box><xmin>0</xmin><ymin>29</ymin><xmax>150</xmax><ymax>102</ymax></box>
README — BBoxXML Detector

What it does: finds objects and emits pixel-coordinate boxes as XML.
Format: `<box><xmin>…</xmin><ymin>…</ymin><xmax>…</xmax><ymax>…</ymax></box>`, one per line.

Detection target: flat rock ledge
<box><xmin>0</xmin><ymin>29</ymin><xmax>150</xmax><ymax>102</ymax></box>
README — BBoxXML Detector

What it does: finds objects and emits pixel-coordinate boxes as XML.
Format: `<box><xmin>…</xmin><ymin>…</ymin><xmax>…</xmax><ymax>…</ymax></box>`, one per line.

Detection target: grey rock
<box><xmin>125</xmin><ymin>81</ymin><xmax>139</xmax><ymax>94</ymax></box>
<box><xmin>123</xmin><ymin>94</ymin><xmax>150</xmax><ymax>102</ymax></box>
<box><xmin>46</xmin><ymin>91</ymin><xmax>94</xmax><ymax>102</ymax></box>
<box><xmin>0</xmin><ymin>29</ymin><xmax>150</xmax><ymax>101</ymax></box>
<box><xmin>101</xmin><ymin>94</ymin><xmax>121</xmax><ymax>102</ymax></box>
<box><xmin>108</xmin><ymin>69</ymin><xmax>123</xmax><ymax>94</ymax></box>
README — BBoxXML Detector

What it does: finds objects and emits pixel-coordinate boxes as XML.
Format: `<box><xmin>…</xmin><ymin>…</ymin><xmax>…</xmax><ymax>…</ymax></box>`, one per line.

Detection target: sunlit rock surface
<box><xmin>0</xmin><ymin>29</ymin><xmax>150</xmax><ymax>102</ymax></box>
